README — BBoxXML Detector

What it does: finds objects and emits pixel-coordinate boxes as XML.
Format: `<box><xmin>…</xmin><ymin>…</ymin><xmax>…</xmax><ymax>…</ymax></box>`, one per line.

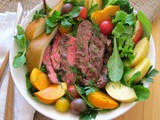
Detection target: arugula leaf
<box><xmin>79</xmin><ymin>109</ymin><xmax>98</xmax><ymax>120</ymax></box>
<box><xmin>64</xmin><ymin>0</ymin><xmax>85</xmax><ymax>6</ymax></box>
<box><xmin>107</xmin><ymin>37</ymin><xmax>124</xmax><ymax>82</ymax></box>
<box><xmin>61</xmin><ymin>19</ymin><xmax>72</xmax><ymax>28</ymax></box>
<box><xmin>144</xmin><ymin>67</ymin><xmax>159</xmax><ymax>83</ymax></box>
<box><xmin>93</xmin><ymin>24</ymin><xmax>101</xmax><ymax>37</ymax></box>
<box><xmin>75</xmin><ymin>85</ymin><xmax>94</xmax><ymax>108</ymax></box>
<box><xmin>112</xmin><ymin>22</ymin><xmax>125</xmax><ymax>38</ymax></box>
<box><xmin>84</xmin><ymin>87</ymin><xmax>99</xmax><ymax>96</ymax></box>
<box><xmin>128</xmin><ymin>71</ymin><xmax>141</xmax><ymax>86</ymax></box>
<box><xmin>132</xmin><ymin>85</ymin><xmax>150</xmax><ymax>101</ymax></box>
<box><xmin>137</xmin><ymin>11</ymin><xmax>152</xmax><ymax>39</ymax></box>
<box><xmin>65</xmin><ymin>6</ymin><xmax>81</xmax><ymax>18</ymax></box>
<box><xmin>13</xmin><ymin>26</ymin><xmax>29</xmax><ymax>68</ymax></box>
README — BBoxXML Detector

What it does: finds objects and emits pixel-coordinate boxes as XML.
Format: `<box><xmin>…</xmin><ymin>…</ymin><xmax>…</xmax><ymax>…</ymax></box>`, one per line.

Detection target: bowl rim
<box><xmin>9</xmin><ymin>0</ymin><xmax>156</xmax><ymax>120</ymax></box>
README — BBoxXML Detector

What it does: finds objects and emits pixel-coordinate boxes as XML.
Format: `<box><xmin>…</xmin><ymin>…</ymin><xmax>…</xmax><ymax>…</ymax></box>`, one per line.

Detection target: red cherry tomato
<box><xmin>75</xmin><ymin>7</ymin><xmax>88</xmax><ymax>20</ymax></box>
<box><xmin>67</xmin><ymin>85</ymin><xmax>80</xmax><ymax>98</ymax></box>
<box><xmin>99</xmin><ymin>20</ymin><xmax>114</xmax><ymax>36</ymax></box>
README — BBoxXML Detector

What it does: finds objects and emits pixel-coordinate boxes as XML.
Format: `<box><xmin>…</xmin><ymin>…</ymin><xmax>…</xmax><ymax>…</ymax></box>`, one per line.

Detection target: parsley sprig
<box><xmin>13</xmin><ymin>26</ymin><xmax>29</xmax><ymax>68</ymax></box>
<box><xmin>46</xmin><ymin>6</ymin><xmax>81</xmax><ymax>34</ymax></box>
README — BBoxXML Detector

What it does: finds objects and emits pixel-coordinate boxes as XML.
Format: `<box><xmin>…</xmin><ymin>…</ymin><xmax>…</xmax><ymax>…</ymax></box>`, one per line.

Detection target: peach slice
<box><xmin>25</xmin><ymin>0</ymin><xmax>63</xmax><ymax>41</ymax></box>
<box><xmin>132</xmin><ymin>20</ymin><xmax>143</xmax><ymax>44</ymax></box>
<box><xmin>34</xmin><ymin>83</ymin><xmax>67</xmax><ymax>104</ymax></box>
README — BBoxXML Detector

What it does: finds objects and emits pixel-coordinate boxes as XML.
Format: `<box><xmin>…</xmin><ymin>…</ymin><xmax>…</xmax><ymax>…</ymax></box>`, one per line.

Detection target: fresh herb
<box><xmin>104</xmin><ymin>0</ymin><xmax>133</xmax><ymax>14</ymax></box>
<box><xmin>13</xmin><ymin>26</ymin><xmax>29</xmax><ymax>68</ymax></box>
<box><xmin>144</xmin><ymin>66</ymin><xmax>159</xmax><ymax>83</ymax></box>
<box><xmin>79</xmin><ymin>109</ymin><xmax>98</xmax><ymax>120</ymax></box>
<box><xmin>70</xmin><ymin>66</ymin><xmax>86</xmax><ymax>77</ymax></box>
<box><xmin>40</xmin><ymin>65</ymin><xmax>47</xmax><ymax>73</ymax></box>
<box><xmin>46</xmin><ymin>6</ymin><xmax>81</xmax><ymax>34</ymax></box>
<box><xmin>32</xmin><ymin>9</ymin><xmax>46</xmax><ymax>21</ymax></box>
<box><xmin>107</xmin><ymin>37</ymin><xmax>124</xmax><ymax>82</ymax></box>
<box><xmin>84</xmin><ymin>87</ymin><xmax>98</xmax><ymax>96</ymax></box>
<box><xmin>93</xmin><ymin>24</ymin><xmax>101</xmax><ymax>37</ymax></box>
<box><xmin>132</xmin><ymin>85</ymin><xmax>150</xmax><ymax>101</ymax></box>
<box><xmin>75</xmin><ymin>85</ymin><xmax>94</xmax><ymax>108</ymax></box>
<box><xmin>137</xmin><ymin>11</ymin><xmax>152</xmax><ymax>39</ymax></box>
<box><xmin>26</xmin><ymin>73</ymin><xmax>39</xmax><ymax>102</ymax></box>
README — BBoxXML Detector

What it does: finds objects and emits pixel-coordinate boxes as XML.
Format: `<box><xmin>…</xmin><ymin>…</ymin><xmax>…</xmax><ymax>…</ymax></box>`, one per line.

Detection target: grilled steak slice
<box><xmin>51</xmin><ymin>33</ymin><xmax>62</xmax><ymax>70</ymax></box>
<box><xmin>43</xmin><ymin>45</ymin><xmax>58</xmax><ymax>83</ymax></box>
<box><xmin>76</xmin><ymin>20</ymin><xmax>112</xmax><ymax>88</ymax></box>
<box><xmin>56</xmin><ymin>34</ymin><xmax>77</xmax><ymax>85</ymax></box>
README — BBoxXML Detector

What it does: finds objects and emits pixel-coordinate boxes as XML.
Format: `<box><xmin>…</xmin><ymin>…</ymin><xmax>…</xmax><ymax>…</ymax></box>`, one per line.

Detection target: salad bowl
<box><xmin>9</xmin><ymin>0</ymin><xmax>156</xmax><ymax>120</ymax></box>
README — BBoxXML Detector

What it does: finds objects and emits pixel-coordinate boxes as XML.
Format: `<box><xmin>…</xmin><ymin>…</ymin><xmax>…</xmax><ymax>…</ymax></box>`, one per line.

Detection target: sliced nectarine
<box><xmin>87</xmin><ymin>91</ymin><xmax>119</xmax><ymax>109</ymax></box>
<box><xmin>34</xmin><ymin>83</ymin><xmax>67</xmax><ymax>104</ymax></box>
<box><xmin>30</xmin><ymin>68</ymin><xmax>51</xmax><ymax>91</ymax></box>
<box><xmin>25</xmin><ymin>0</ymin><xmax>63</xmax><ymax>41</ymax></box>
<box><xmin>132</xmin><ymin>20</ymin><xmax>143</xmax><ymax>44</ymax></box>
<box><xmin>91</xmin><ymin>5</ymin><xmax>120</xmax><ymax>25</ymax></box>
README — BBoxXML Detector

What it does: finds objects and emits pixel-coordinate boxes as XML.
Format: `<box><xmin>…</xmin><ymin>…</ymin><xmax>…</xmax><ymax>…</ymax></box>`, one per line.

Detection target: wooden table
<box><xmin>116</xmin><ymin>17</ymin><xmax>160</xmax><ymax>120</ymax></box>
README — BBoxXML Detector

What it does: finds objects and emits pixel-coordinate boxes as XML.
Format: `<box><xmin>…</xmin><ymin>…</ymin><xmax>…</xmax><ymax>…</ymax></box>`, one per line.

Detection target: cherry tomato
<box><xmin>99</xmin><ymin>20</ymin><xmax>114</xmax><ymax>36</ymax></box>
<box><xmin>62</xmin><ymin>3</ymin><xmax>74</xmax><ymax>14</ymax></box>
<box><xmin>75</xmin><ymin>7</ymin><xmax>88</xmax><ymax>20</ymax></box>
<box><xmin>68</xmin><ymin>85</ymin><xmax>80</xmax><ymax>98</ymax></box>
<box><xmin>59</xmin><ymin>24</ymin><xmax>71</xmax><ymax>34</ymax></box>
<box><xmin>55</xmin><ymin>97</ymin><xmax>70</xmax><ymax>112</ymax></box>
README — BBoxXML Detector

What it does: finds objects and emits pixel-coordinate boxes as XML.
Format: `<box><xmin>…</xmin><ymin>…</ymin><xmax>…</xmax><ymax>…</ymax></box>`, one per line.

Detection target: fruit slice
<box><xmin>30</xmin><ymin>68</ymin><xmax>51</xmax><ymax>91</ymax></box>
<box><xmin>25</xmin><ymin>0</ymin><xmax>63</xmax><ymax>41</ymax></box>
<box><xmin>91</xmin><ymin>5</ymin><xmax>120</xmax><ymax>25</ymax></box>
<box><xmin>26</xmin><ymin>27</ymin><xmax>58</xmax><ymax>73</ymax></box>
<box><xmin>132</xmin><ymin>20</ymin><xmax>143</xmax><ymax>44</ymax></box>
<box><xmin>34</xmin><ymin>83</ymin><xmax>67</xmax><ymax>104</ymax></box>
<box><xmin>105</xmin><ymin>82</ymin><xmax>137</xmax><ymax>102</ymax></box>
<box><xmin>124</xmin><ymin>58</ymin><xmax>151</xmax><ymax>83</ymax></box>
<box><xmin>124</xmin><ymin>37</ymin><xmax>149</xmax><ymax>67</ymax></box>
<box><xmin>87</xmin><ymin>91</ymin><xmax>119</xmax><ymax>109</ymax></box>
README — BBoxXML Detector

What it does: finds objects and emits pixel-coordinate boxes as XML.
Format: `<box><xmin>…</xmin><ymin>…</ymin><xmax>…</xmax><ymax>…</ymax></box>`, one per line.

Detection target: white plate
<box><xmin>9</xmin><ymin>0</ymin><xmax>156</xmax><ymax>120</ymax></box>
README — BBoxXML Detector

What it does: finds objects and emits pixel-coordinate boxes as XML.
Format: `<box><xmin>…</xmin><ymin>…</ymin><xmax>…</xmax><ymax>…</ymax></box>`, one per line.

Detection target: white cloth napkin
<box><xmin>0</xmin><ymin>12</ymin><xmax>35</xmax><ymax>120</ymax></box>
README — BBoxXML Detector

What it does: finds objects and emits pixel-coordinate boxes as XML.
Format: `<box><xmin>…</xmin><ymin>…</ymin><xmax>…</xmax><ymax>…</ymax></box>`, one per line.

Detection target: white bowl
<box><xmin>9</xmin><ymin>0</ymin><xmax>156</xmax><ymax>120</ymax></box>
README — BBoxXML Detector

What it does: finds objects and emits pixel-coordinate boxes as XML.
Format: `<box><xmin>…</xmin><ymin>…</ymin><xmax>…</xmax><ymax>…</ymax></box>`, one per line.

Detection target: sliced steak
<box><xmin>76</xmin><ymin>20</ymin><xmax>112</xmax><ymax>88</ymax></box>
<box><xmin>43</xmin><ymin>45</ymin><xmax>58</xmax><ymax>83</ymax></box>
<box><xmin>57</xmin><ymin>34</ymin><xmax>77</xmax><ymax>85</ymax></box>
<box><xmin>51</xmin><ymin>33</ymin><xmax>62</xmax><ymax>70</ymax></box>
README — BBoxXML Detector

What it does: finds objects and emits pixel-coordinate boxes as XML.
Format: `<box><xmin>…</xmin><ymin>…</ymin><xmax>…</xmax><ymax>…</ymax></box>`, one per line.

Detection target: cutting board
<box><xmin>115</xmin><ymin>17</ymin><xmax>160</xmax><ymax>120</ymax></box>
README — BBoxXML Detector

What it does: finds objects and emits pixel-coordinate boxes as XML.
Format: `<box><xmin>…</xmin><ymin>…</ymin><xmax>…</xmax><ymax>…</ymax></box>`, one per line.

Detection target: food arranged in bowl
<box><xmin>12</xmin><ymin>0</ymin><xmax>158</xmax><ymax>119</ymax></box>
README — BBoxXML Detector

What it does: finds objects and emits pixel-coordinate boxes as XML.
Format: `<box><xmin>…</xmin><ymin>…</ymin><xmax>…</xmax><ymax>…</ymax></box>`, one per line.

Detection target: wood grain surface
<box><xmin>115</xmin><ymin>17</ymin><xmax>160</xmax><ymax>120</ymax></box>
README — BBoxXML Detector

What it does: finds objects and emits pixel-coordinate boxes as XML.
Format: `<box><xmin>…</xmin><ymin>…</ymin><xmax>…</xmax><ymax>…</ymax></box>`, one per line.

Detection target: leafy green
<box><xmin>128</xmin><ymin>71</ymin><xmax>141</xmax><ymax>86</ymax></box>
<box><xmin>63</xmin><ymin>0</ymin><xmax>85</xmax><ymax>6</ymax></box>
<box><xmin>32</xmin><ymin>9</ymin><xmax>46</xmax><ymax>21</ymax></box>
<box><xmin>137</xmin><ymin>11</ymin><xmax>152</xmax><ymax>39</ymax></box>
<box><xmin>107</xmin><ymin>37</ymin><xmax>124</xmax><ymax>82</ymax></box>
<box><xmin>26</xmin><ymin>73</ymin><xmax>39</xmax><ymax>102</ymax></box>
<box><xmin>132</xmin><ymin>85</ymin><xmax>150</xmax><ymax>101</ymax></box>
<box><xmin>84</xmin><ymin>87</ymin><xmax>99</xmax><ymax>96</ymax></box>
<box><xmin>144</xmin><ymin>66</ymin><xmax>159</xmax><ymax>83</ymax></box>
<box><xmin>75</xmin><ymin>85</ymin><xmax>94</xmax><ymax>108</ymax></box>
<box><xmin>79</xmin><ymin>109</ymin><xmax>98</xmax><ymax>120</ymax></box>
<box><xmin>93</xmin><ymin>24</ymin><xmax>101</xmax><ymax>37</ymax></box>
<box><xmin>40</xmin><ymin>65</ymin><xmax>47</xmax><ymax>73</ymax></box>
<box><xmin>13</xmin><ymin>26</ymin><xmax>29</xmax><ymax>68</ymax></box>
<box><xmin>104</xmin><ymin>0</ymin><xmax>133</xmax><ymax>13</ymax></box>
<box><xmin>46</xmin><ymin>7</ymin><xmax>81</xmax><ymax>34</ymax></box>
<box><xmin>88</xmin><ymin>4</ymin><xmax>99</xmax><ymax>18</ymax></box>
<box><xmin>112</xmin><ymin>11</ymin><xmax>136</xmax><ymax>60</ymax></box>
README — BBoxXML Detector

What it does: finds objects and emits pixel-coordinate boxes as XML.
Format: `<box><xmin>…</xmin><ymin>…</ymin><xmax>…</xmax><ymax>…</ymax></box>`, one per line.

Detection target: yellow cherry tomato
<box><xmin>55</xmin><ymin>97</ymin><xmax>70</xmax><ymax>112</ymax></box>
<box><xmin>58</xmin><ymin>24</ymin><xmax>71</xmax><ymax>34</ymax></box>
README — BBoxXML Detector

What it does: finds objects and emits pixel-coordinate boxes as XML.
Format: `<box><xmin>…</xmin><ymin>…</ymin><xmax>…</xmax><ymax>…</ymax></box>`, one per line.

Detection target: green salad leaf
<box><xmin>137</xmin><ymin>11</ymin><xmax>152</xmax><ymax>39</ymax></box>
<box><xmin>128</xmin><ymin>71</ymin><xmax>141</xmax><ymax>87</ymax></box>
<box><xmin>112</xmin><ymin>22</ymin><xmax>125</xmax><ymax>38</ymax></box>
<box><xmin>88</xmin><ymin>4</ymin><xmax>99</xmax><ymax>18</ymax></box>
<box><xmin>32</xmin><ymin>9</ymin><xmax>46</xmax><ymax>22</ymax></box>
<box><xmin>132</xmin><ymin>85</ymin><xmax>150</xmax><ymax>101</ymax></box>
<box><xmin>63</xmin><ymin>0</ymin><xmax>85</xmax><ymax>6</ymax></box>
<box><xmin>104</xmin><ymin>0</ymin><xmax>133</xmax><ymax>13</ymax></box>
<box><xmin>46</xmin><ymin>7</ymin><xmax>81</xmax><ymax>34</ymax></box>
<box><xmin>107</xmin><ymin>37</ymin><xmax>124</xmax><ymax>82</ymax></box>
<box><xmin>13</xmin><ymin>26</ymin><xmax>29</xmax><ymax>68</ymax></box>
<box><xmin>79</xmin><ymin>109</ymin><xmax>98</xmax><ymax>120</ymax></box>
